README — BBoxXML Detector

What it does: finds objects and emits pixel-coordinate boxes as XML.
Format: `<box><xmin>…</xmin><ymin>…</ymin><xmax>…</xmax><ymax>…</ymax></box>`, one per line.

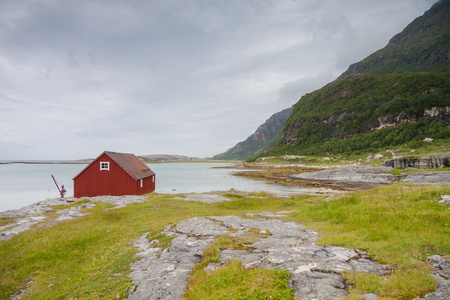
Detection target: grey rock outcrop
<box><xmin>0</xmin><ymin>195</ymin><xmax>148</xmax><ymax>240</ymax></box>
<box><xmin>287</xmin><ymin>165</ymin><xmax>450</xmax><ymax>190</ymax></box>
<box><xmin>440</xmin><ymin>195</ymin><xmax>450</xmax><ymax>204</ymax></box>
<box><xmin>128</xmin><ymin>218</ymin><xmax>230</xmax><ymax>300</ymax></box>
<box><xmin>128</xmin><ymin>215</ymin><xmax>390</xmax><ymax>300</ymax></box>
<box><xmin>0</xmin><ymin>197</ymin><xmax>80</xmax><ymax>240</ymax></box>
<box><xmin>290</xmin><ymin>166</ymin><xmax>399</xmax><ymax>190</ymax></box>
<box><xmin>414</xmin><ymin>255</ymin><xmax>450</xmax><ymax>300</ymax></box>
<box><xmin>402</xmin><ymin>172</ymin><xmax>450</xmax><ymax>185</ymax></box>
<box><xmin>384</xmin><ymin>157</ymin><xmax>450</xmax><ymax>169</ymax></box>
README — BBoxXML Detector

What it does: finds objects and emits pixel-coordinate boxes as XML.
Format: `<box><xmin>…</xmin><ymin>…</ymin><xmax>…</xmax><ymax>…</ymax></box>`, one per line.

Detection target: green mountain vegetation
<box><xmin>341</xmin><ymin>0</ymin><xmax>450</xmax><ymax>76</ymax></box>
<box><xmin>255</xmin><ymin>72</ymin><xmax>449</xmax><ymax>159</ymax></box>
<box><xmin>249</xmin><ymin>0</ymin><xmax>450</xmax><ymax>161</ymax></box>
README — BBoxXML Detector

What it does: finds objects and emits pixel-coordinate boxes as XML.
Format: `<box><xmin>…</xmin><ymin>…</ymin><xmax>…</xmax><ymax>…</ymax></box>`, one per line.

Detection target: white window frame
<box><xmin>100</xmin><ymin>162</ymin><xmax>110</xmax><ymax>171</ymax></box>
<box><xmin>140</xmin><ymin>179</ymin><xmax>143</xmax><ymax>188</ymax></box>
<box><xmin>152</xmin><ymin>176</ymin><xmax>155</xmax><ymax>182</ymax></box>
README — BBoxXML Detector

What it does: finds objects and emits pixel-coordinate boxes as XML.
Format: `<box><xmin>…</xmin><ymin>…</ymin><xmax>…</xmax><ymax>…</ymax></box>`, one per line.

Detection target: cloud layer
<box><xmin>0</xmin><ymin>0</ymin><xmax>436</xmax><ymax>160</ymax></box>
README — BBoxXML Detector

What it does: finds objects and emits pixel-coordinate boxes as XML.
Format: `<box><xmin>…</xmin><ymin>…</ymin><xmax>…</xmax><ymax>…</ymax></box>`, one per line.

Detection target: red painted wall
<box><xmin>136</xmin><ymin>174</ymin><xmax>156</xmax><ymax>196</ymax></box>
<box><xmin>74</xmin><ymin>153</ymin><xmax>155</xmax><ymax>198</ymax></box>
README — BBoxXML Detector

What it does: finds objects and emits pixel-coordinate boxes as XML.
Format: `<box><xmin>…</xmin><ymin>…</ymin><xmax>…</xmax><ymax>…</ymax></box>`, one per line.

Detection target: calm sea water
<box><xmin>0</xmin><ymin>163</ymin><xmax>308</xmax><ymax>212</ymax></box>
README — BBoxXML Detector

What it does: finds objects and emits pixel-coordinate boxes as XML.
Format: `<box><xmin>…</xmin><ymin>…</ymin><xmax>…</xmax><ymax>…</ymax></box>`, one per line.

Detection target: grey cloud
<box><xmin>0</xmin><ymin>0</ymin><xmax>437</xmax><ymax>160</ymax></box>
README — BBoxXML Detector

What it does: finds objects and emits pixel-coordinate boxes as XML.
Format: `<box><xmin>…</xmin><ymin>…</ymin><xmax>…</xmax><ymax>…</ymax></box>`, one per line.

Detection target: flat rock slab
<box><xmin>413</xmin><ymin>255</ymin><xmax>450</xmax><ymax>300</ymax></box>
<box><xmin>0</xmin><ymin>195</ymin><xmax>148</xmax><ymax>240</ymax></box>
<box><xmin>0</xmin><ymin>197</ymin><xmax>80</xmax><ymax>240</ymax></box>
<box><xmin>290</xmin><ymin>167</ymin><xmax>450</xmax><ymax>190</ymax></box>
<box><xmin>290</xmin><ymin>166</ymin><xmax>399</xmax><ymax>190</ymax></box>
<box><xmin>83</xmin><ymin>195</ymin><xmax>148</xmax><ymax>208</ymax></box>
<box><xmin>402</xmin><ymin>172</ymin><xmax>450</xmax><ymax>185</ymax></box>
<box><xmin>128</xmin><ymin>215</ymin><xmax>390</xmax><ymax>300</ymax></box>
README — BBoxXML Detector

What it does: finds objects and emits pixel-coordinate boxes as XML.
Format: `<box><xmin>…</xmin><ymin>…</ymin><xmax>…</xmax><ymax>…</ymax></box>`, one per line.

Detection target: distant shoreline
<box><xmin>0</xmin><ymin>160</ymin><xmax>78</xmax><ymax>165</ymax></box>
<box><xmin>0</xmin><ymin>154</ymin><xmax>228</xmax><ymax>164</ymax></box>
<box><xmin>0</xmin><ymin>159</ymin><xmax>236</xmax><ymax>165</ymax></box>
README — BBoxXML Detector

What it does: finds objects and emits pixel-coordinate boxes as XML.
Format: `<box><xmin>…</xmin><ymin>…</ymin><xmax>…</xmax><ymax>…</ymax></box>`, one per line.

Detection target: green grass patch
<box><xmin>222</xmin><ymin>193</ymin><xmax>244</xmax><ymax>199</ymax></box>
<box><xmin>80</xmin><ymin>201</ymin><xmax>117</xmax><ymax>213</ymax></box>
<box><xmin>386</xmin><ymin>168</ymin><xmax>403</xmax><ymax>175</ymax></box>
<box><xmin>186</xmin><ymin>228</ymin><xmax>290</xmax><ymax>300</ymax></box>
<box><xmin>185</xmin><ymin>260</ymin><xmax>295</xmax><ymax>300</ymax></box>
<box><xmin>0</xmin><ymin>194</ymin><xmax>308</xmax><ymax>299</ymax></box>
<box><xmin>1</xmin><ymin>184</ymin><xmax>449</xmax><ymax>299</ymax></box>
<box><xmin>0</xmin><ymin>217</ymin><xmax>16</xmax><ymax>227</ymax></box>
<box><xmin>191</xmin><ymin>228</ymin><xmax>272</xmax><ymax>272</ymax></box>
<box><xmin>146</xmin><ymin>226</ymin><xmax>176</xmax><ymax>251</ymax></box>
<box><xmin>287</xmin><ymin>183</ymin><xmax>450</xmax><ymax>299</ymax></box>
<box><xmin>50</xmin><ymin>199</ymin><xmax>90</xmax><ymax>210</ymax></box>
<box><xmin>248</xmin><ymin>191</ymin><xmax>268</xmax><ymax>197</ymax></box>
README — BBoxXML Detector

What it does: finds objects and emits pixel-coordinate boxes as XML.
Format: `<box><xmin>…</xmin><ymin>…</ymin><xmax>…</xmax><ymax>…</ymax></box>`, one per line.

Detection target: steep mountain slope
<box><xmin>213</xmin><ymin>106</ymin><xmax>293</xmax><ymax>160</ymax></box>
<box><xmin>342</xmin><ymin>0</ymin><xmax>449</xmax><ymax>75</ymax></box>
<box><xmin>268</xmin><ymin>73</ymin><xmax>449</xmax><ymax>156</ymax></box>
<box><xmin>254</xmin><ymin>0</ymin><xmax>450</xmax><ymax>159</ymax></box>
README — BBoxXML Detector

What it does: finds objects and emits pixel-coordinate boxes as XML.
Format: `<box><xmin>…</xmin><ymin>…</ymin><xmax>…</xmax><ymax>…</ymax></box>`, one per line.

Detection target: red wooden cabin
<box><xmin>73</xmin><ymin>151</ymin><xmax>155</xmax><ymax>198</ymax></box>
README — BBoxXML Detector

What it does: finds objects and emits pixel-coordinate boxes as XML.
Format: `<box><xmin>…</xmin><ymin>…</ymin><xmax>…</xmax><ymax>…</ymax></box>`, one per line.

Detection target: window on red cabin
<box><xmin>100</xmin><ymin>162</ymin><xmax>110</xmax><ymax>171</ymax></box>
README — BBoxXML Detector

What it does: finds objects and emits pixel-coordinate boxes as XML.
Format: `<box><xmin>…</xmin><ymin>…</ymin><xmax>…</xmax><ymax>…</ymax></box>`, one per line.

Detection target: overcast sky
<box><xmin>0</xmin><ymin>0</ymin><xmax>437</xmax><ymax>160</ymax></box>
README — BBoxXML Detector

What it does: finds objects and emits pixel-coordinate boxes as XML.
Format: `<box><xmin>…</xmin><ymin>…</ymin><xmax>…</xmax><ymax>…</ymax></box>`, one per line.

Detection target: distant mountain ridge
<box><xmin>67</xmin><ymin>154</ymin><xmax>205</xmax><ymax>164</ymax></box>
<box><xmin>213</xmin><ymin>106</ymin><xmax>293</xmax><ymax>160</ymax></box>
<box><xmin>139</xmin><ymin>154</ymin><xmax>205</xmax><ymax>163</ymax></box>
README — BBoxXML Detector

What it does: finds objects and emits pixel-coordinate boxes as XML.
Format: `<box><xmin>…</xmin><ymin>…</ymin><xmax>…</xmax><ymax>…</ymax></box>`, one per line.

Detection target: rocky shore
<box><xmin>233</xmin><ymin>163</ymin><xmax>450</xmax><ymax>191</ymax></box>
<box><xmin>2</xmin><ymin>164</ymin><xmax>449</xmax><ymax>299</ymax></box>
<box><xmin>0</xmin><ymin>195</ymin><xmax>148</xmax><ymax>241</ymax></box>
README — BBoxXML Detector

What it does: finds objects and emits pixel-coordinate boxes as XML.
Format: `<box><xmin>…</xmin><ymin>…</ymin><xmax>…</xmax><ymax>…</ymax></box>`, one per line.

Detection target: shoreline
<box><xmin>227</xmin><ymin>162</ymin><xmax>450</xmax><ymax>191</ymax></box>
<box><xmin>2</xmin><ymin>183</ymin><xmax>449</xmax><ymax>299</ymax></box>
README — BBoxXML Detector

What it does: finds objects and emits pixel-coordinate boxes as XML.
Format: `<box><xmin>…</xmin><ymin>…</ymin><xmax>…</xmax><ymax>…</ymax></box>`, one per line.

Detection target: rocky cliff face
<box><xmin>273</xmin><ymin>71</ymin><xmax>449</xmax><ymax>157</ymax></box>
<box><xmin>279</xmin><ymin>71</ymin><xmax>450</xmax><ymax>145</ymax></box>
<box><xmin>214</xmin><ymin>106</ymin><xmax>293</xmax><ymax>160</ymax></box>
<box><xmin>384</xmin><ymin>157</ymin><xmax>450</xmax><ymax>169</ymax></box>
<box><xmin>281</xmin><ymin>104</ymin><xmax>449</xmax><ymax>145</ymax></box>
<box><xmin>361</xmin><ymin>106</ymin><xmax>449</xmax><ymax>134</ymax></box>
<box><xmin>248</xmin><ymin>106</ymin><xmax>293</xmax><ymax>144</ymax></box>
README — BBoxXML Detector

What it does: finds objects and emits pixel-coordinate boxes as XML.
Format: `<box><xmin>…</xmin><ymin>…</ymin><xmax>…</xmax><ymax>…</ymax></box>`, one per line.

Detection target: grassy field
<box><xmin>287</xmin><ymin>183</ymin><xmax>450</xmax><ymax>299</ymax></box>
<box><xmin>0</xmin><ymin>183</ymin><xmax>449</xmax><ymax>299</ymax></box>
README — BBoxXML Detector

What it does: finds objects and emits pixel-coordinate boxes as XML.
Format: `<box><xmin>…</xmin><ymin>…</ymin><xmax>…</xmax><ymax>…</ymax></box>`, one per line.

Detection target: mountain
<box><xmin>216</xmin><ymin>1</ymin><xmax>449</xmax><ymax>161</ymax></box>
<box><xmin>342</xmin><ymin>0</ymin><xmax>449</xmax><ymax>76</ymax></box>
<box><xmin>213</xmin><ymin>106</ymin><xmax>293</xmax><ymax>160</ymax></box>
<box><xmin>250</xmin><ymin>0</ymin><xmax>450</xmax><ymax>160</ymax></box>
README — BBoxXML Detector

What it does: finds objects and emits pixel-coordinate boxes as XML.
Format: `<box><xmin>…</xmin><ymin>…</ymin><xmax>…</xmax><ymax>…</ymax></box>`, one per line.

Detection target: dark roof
<box><xmin>105</xmin><ymin>151</ymin><xmax>155</xmax><ymax>180</ymax></box>
<box><xmin>73</xmin><ymin>151</ymin><xmax>155</xmax><ymax>181</ymax></box>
